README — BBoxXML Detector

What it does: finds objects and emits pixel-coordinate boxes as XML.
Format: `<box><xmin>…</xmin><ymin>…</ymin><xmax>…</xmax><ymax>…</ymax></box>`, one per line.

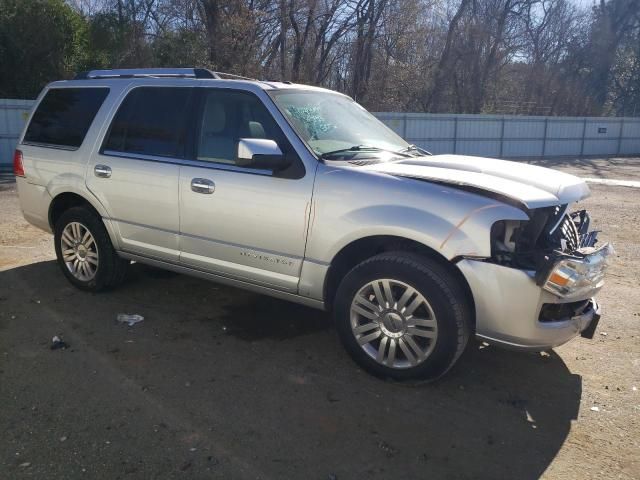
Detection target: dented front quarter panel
<box><xmin>305</xmin><ymin>163</ymin><xmax>529</xmax><ymax>265</ymax></box>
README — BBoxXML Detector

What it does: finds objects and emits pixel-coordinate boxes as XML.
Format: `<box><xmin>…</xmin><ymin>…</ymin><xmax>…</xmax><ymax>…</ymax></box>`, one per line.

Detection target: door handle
<box><xmin>191</xmin><ymin>178</ymin><xmax>215</xmax><ymax>194</ymax></box>
<box><xmin>94</xmin><ymin>165</ymin><xmax>112</xmax><ymax>178</ymax></box>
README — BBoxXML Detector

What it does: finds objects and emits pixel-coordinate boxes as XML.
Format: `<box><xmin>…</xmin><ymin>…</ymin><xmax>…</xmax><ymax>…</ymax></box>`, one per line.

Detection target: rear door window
<box><xmin>23</xmin><ymin>88</ymin><xmax>109</xmax><ymax>149</ymax></box>
<box><xmin>103</xmin><ymin>87</ymin><xmax>192</xmax><ymax>158</ymax></box>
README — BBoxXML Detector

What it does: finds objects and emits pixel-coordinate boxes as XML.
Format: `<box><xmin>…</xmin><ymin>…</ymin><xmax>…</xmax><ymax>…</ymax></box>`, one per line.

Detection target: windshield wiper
<box><xmin>319</xmin><ymin>145</ymin><xmax>411</xmax><ymax>160</ymax></box>
<box><xmin>399</xmin><ymin>144</ymin><xmax>432</xmax><ymax>156</ymax></box>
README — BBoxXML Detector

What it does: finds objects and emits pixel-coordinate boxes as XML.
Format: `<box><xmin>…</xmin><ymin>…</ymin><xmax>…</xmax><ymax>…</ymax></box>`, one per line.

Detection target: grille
<box><xmin>558</xmin><ymin>215</ymin><xmax>580</xmax><ymax>252</ymax></box>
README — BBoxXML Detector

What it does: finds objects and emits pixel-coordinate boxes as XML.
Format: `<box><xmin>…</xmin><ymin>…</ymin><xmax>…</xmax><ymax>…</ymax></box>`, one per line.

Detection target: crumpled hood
<box><xmin>361</xmin><ymin>154</ymin><xmax>590</xmax><ymax>209</ymax></box>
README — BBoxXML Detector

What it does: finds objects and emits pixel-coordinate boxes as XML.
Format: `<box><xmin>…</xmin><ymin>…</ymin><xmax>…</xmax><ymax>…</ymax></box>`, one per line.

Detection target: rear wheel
<box><xmin>54</xmin><ymin>206</ymin><xmax>129</xmax><ymax>291</ymax></box>
<box><xmin>334</xmin><ymin>252</ymin><xmax>471</xmax><ymax>382</ymax></box>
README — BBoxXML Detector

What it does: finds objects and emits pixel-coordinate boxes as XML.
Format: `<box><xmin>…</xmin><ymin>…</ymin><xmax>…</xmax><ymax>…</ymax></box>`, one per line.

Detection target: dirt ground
<box><xmin>0</xmin><ymin>158</ymin><xmax>638</xmax><ymax>480</ymax></box>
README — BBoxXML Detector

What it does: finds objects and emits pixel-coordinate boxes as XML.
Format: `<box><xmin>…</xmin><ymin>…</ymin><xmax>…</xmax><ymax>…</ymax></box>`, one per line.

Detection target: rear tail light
<box><xmin>13</xmin><ymin>149</ymin><xmax>25</xmax><ymax>177</ymax></box>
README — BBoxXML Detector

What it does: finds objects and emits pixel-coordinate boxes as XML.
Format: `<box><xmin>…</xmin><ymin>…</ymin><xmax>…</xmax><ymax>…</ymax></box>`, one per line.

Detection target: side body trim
<box><xmin>118</xmin><ymin>251</ymin><xmax>326</xmax><ymax>311</ymax></box>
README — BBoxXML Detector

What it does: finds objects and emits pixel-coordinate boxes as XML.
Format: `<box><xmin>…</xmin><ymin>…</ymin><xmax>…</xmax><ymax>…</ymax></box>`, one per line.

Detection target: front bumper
<box><xmin>458</xmin><ymin>259</ymin><xmax>603</xmax><ymax>351</ymax></box>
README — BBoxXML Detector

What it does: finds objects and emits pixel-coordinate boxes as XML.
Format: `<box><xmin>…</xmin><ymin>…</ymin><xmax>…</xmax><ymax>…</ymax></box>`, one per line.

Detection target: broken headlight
<box><xmin>542</xmin><ymin>244</ymin><xmax>614</xmax><ymax>297</ymax></box>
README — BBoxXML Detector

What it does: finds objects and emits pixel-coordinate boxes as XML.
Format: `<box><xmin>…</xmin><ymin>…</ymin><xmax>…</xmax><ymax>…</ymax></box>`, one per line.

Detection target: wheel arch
<box><xmin>323</xmin><ymin>235</ymin><xmax>475</xmax><ymax>327</ymax></box>
<box><xmin>48</xmin><ymin>191</ymin><xmax>120</xmax><ymax>250</ymax></box>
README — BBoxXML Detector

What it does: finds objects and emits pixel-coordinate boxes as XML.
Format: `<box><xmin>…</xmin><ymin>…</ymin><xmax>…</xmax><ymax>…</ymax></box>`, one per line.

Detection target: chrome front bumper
<box><xmin>458</xmin><ymin>259</ymin><xmax>604</xmax><ymax>351</ymax></box>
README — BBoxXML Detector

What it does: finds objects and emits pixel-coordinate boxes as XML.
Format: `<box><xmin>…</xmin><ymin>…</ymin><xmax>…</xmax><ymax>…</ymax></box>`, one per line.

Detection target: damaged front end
<box><xmin>454</xmin><ymin>205</ymin><xmax>614</xmax><ymax>347</ymax></box>
<box><xmin>490</xmin><ymin>206</ymin><xmax>614</xmax><ymax>300</ymax></box>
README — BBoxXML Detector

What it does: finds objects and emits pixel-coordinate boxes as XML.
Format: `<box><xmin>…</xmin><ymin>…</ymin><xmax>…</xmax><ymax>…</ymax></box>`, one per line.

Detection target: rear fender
<box><xmin>47</xmin><ymin>180</ymin><xmax>121</xmax><ymax>250</ymax></box>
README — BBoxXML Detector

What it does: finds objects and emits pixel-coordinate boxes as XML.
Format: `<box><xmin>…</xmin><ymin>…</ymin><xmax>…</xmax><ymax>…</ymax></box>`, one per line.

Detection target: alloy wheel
<box><xmin>350</xmin><ymin>279</ymin><xmax>438</xmax><ymax>369</ymax></box>
<box><xmin>60</xmin><ymin>222</ymin><xmax>99</xmax><ymax>282</ymax></box>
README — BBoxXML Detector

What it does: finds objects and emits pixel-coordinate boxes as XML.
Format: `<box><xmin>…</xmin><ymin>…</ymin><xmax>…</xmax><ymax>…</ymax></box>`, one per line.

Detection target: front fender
<box><xmin>306</xmin><ymin>165</ymin><xmax>528</xmax><ymax>263</ymax></box>
<box><xmin>319</xmin><ymin>205</ymin><xmax>453</xmax><ymax>261</ymax></box>
<box><xmin>440</xmin><ymin>203</ymin><xmax>529</xmax><ymax>258</ymax></box>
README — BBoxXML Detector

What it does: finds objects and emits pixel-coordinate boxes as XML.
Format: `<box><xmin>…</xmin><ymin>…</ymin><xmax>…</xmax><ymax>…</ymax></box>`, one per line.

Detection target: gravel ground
<box><xmin>0</xmin><ymin>159</ymin><xmax>638</xmax><ymax>480</ymax></box>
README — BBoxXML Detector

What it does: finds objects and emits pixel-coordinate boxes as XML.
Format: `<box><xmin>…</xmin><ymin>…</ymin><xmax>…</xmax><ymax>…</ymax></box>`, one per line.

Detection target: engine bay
<box><xmin>490</xmin><ymin>205</ymin><xmax>601</xmax><ymax>285</ymax></box>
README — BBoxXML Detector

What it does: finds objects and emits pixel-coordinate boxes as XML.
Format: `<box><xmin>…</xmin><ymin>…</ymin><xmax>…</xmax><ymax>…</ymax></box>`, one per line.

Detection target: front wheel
<box><xmin>334</xmin><ymin>252</ymin><xmax>471</xmax><ymax>382</ymax></box>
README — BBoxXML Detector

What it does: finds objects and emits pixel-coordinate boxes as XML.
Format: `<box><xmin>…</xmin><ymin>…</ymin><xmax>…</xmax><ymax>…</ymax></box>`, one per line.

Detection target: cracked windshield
<box><xmin>269</xmin><ymin>90</ymin><xmax>410</xmax><ymax>159</ymax></box>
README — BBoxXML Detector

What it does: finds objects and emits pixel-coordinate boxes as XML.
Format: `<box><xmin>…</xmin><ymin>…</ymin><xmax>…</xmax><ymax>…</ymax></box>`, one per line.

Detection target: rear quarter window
<box><xmin>23</xmin><ymin>88</ymin><xmax>109</xmax><ymax>149</ymax></box>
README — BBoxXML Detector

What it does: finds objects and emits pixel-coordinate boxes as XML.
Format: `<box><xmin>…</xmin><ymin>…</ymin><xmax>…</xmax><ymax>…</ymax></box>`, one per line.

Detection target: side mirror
<box><xmin>236</xmin><ymin>138</ymin><xmax>290</xmax><ymax>171</ymax></box>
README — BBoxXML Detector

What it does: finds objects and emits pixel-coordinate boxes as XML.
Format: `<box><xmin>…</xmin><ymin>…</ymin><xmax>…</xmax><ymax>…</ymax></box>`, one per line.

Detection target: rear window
<box><xmin>103</xmin><ymin>87</ymin><xmax>192</xmax><ymax>158</ymax></box>
<box><xmin>23</xmin><ymin>88</ymin><xmax>109</xmax><ymax>149</ymax></box>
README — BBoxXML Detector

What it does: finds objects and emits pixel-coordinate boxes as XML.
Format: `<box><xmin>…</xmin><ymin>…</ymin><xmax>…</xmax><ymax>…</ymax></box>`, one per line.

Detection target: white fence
<box><xmin>1</xmin><ymin>98</ymin><xmax>640</xmax><ymax>171</ymax></box>
<box><xmin>0</xmin><ymin>99</ymin><xmax>33</xmax><ymax>171</ymax></box>
<box><xmin>376</xmin><ymin>112</ymin><xmax>640</xmax><ymax>158</ymax></box>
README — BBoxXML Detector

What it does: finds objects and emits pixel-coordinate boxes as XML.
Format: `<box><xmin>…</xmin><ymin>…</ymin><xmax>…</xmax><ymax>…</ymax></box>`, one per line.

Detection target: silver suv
<box><xmin>14</xmin><ymin>68</ymin><xmax>612</xmax><ymax>381</ymax></box>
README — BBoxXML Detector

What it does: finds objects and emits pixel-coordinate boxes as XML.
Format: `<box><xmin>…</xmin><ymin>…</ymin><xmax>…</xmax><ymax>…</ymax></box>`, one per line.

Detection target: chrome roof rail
<box><xmin>74</xmin><ymin>68</ymin><xmax>218</xmax><ymax>79</ymax></box>
<box><xmin>211</xmin><ymin>71</ymin><xmax>257</xmax><ymax>81</ymax></box>
<box><xmin>74</xmin><ymin>68</ymin><xmax>257</xmax><ymax>81</ymax></box>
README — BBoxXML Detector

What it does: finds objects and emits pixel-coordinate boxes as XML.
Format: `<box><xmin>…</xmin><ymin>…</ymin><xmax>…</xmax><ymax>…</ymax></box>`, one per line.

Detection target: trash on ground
<box><xmin>590</xmin><ymin>406</ymin><xmax>600</xmax><ymax>412</ymax></box>
<box><xmin>50</xmin><ymin>336</ymin><xmax>69</xmax><ymax>350</ymax></box>
<box><xmin>600</xmin><ymin>332</ymin><xmax>608</xmax><ymax>336</ymax></box>
<box><xmin>117</xmin><ymin>314</ymin><xmax>144</xmax><ymax>327</ymax></box>
<box><xmin>19</xmin><ymin>462</ymin><xmax>31</xmax><ymax>468</ymax></box>
<box><xmin>378</xmin><ymin>440</ymin><xmax>398</xmax><ymax>457</ymax></box>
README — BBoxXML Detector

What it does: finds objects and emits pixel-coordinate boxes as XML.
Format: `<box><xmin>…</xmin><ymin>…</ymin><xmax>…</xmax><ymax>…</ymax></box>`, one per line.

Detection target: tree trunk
<box><xmin>423</xmin><ymin>0</ymin><xmax>472</xmax><ymax>112</ymax></box>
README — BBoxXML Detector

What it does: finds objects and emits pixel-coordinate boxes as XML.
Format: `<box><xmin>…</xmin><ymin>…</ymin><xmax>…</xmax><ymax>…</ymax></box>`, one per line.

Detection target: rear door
<box><xmin>86</xmin><ymin>86</ymin><xmax>193</xmax><ymax>261</ymax></box>
<box><xmin>178</xmin><ymin>88</ymin><xmax>314</xmax><ymax>292</ymax></box>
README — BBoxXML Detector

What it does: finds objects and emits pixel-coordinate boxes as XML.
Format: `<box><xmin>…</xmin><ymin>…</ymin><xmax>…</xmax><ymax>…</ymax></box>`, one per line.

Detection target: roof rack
<box><xmin>73</xmin><ymin>68</ymin><xmax>257</xmax><ymax>81</ymax></box>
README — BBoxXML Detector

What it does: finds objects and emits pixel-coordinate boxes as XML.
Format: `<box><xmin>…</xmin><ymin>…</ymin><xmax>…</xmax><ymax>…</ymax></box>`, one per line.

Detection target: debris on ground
<box><xmin>50</xmin><ymin>336</ymin><xmax>69</xmax><ymax>350</ymax></box>
<box><xmin>590</xmin><ymin>406</ymin><xmax>600</xmax><ymax>412</ymax></box>
<box><xmin>116</xmin><ymin>314</ymin><xmax>144</xmax><ymax>327</ymax></box>
<box><xmin>378</xmin><ymin>440</ymin><xmax>398</xmax><ymax>457</ymax></box>
<box><xmin>600</xmin><ymin>332</ymin><xmax>608</xmax><ymax>336</ymax></box>
<box><xmin>19</xmin><ymin>462</ymin><xmax>31</xmax><ymax>468</ymax></box>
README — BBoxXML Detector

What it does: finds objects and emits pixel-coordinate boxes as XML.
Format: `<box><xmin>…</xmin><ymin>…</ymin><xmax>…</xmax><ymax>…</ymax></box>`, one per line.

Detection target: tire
<box><xmin>54</xmin><ymin>206</ymin><xmax>129</xmax><ymax>292</ymax></box>
<box><xmin>334</xmin><ymin>252</ymin><xmax>471</xmax><ymax>382</ymax></box>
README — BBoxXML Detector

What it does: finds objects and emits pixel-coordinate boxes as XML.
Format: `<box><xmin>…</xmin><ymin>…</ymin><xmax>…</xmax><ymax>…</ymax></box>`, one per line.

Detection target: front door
<box><xmin>178</xmin><ymin>88</ymin><xmax>314</xmax><ymax>292</ymax></box>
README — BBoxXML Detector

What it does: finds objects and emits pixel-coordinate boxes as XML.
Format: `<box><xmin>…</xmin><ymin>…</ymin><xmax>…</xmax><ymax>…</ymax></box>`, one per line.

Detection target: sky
<box><xmin>570</xmin><ymin>0</ymin><xmax>597</xmax><ymax>9</ymax></box>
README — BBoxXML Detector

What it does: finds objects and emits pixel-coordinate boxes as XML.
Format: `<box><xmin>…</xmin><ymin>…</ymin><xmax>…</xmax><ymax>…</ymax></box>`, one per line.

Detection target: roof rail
<box><xmin>74</xmin><ymin>68</ymin><xmax>217</xmax><ymax>80</ymax></box>
<box><xmin>212</xmin><ymin>72</ymin><xmax>257</xmax><ymax>81</ymax></box>
<box><xmin>73</xmin><ymin>68</ymin><xmax>257</xmax><ymax>81</ymax></box>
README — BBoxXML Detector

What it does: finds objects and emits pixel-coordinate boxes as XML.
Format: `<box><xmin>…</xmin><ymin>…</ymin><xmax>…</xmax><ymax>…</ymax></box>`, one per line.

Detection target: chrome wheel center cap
<box><xmin>381</xmin><ymin>311</ymin><xmax>405</xmax><ymax>338</ymax></box>
<box><xmin>77</xmin><ymin>245</ymin><xmax>88</xmax><ymax>259</ymax></box>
